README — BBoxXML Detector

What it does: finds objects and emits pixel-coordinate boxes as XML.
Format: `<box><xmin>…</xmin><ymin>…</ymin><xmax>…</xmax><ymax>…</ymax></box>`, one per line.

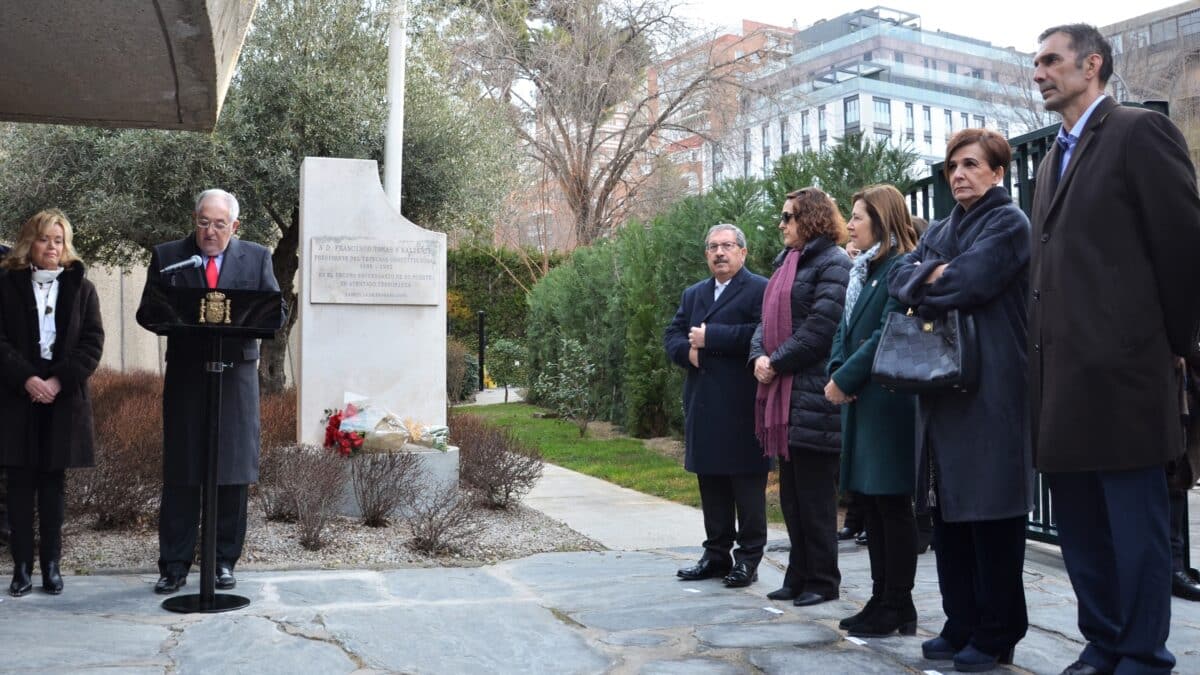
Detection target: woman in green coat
<box><xmin>825</xmin><ymin>184</ymin><xmax>919</xmax><ymax>637</ymax></box>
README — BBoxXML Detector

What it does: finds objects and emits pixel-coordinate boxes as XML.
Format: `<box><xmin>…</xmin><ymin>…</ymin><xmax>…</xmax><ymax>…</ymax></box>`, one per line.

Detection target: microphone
<box><xmin>160</xmin><ymin>255</ymin><xmax>204</xmax><ymax>275</ymax></box>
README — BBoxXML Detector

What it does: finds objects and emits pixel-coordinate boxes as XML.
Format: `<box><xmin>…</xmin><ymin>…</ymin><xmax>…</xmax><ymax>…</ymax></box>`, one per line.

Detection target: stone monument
<box><xmin>297</xmin><ymin>157</ymin><xmax>457</xmax><ymax>501</ymax></box>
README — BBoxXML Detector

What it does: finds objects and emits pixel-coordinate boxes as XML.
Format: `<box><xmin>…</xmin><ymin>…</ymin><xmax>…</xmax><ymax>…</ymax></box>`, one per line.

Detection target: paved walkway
<box><xmin>3</xmin><ymin>400</ymin><xmax>1199</xmax><ymax>673</ymax></box>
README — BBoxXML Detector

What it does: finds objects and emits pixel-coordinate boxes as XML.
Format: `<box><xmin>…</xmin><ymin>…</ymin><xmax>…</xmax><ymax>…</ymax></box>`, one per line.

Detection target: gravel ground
<box><xmin>58</xmin><ymin>501</ymin><xmax>602</xmax><ymax>575</ymax></box>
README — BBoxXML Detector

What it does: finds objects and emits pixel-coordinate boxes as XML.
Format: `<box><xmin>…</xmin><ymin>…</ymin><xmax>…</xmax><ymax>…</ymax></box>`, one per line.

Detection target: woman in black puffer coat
<box><xmin>750</xmin><ymin>187</ymin><xmax>851</xmax><ymax>606</ymax></box>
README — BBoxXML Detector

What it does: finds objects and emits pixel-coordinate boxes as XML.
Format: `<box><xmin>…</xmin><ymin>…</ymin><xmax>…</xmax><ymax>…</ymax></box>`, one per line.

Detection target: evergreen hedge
<box><xmin>524</xmin><ymin>139</ymin><xmax>917</xmax><ymax>438</ymax></box>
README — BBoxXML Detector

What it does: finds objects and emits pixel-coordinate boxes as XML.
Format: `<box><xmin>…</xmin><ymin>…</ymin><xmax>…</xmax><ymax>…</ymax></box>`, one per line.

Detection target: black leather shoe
<box><xmin>855</xmin><ymin>531</ymin><xmax>868</xmax><ymax>546</ymax></box>
<box><xmin>836</xmin><ymin>526</ymin><xmax>861</xmax><ymax>541</ymax></box>
<box><xmin>1171</xmin><ymin>568</ymin><xmax>1200</xmax><ymax>601</ymax></box>
<box><xmin>40</xmin><ymin>560</ymin><xmax>63</xmax><ymax>595</ymax></box>
<box><xmin>922</xmin><ymin>635</ymin><xmax>960</xmax><ymax>660</ymax></box>
<box><xmin>1059</xmin><ymin>660</ymin><xmax>1110</xmax><ymax>675</ymax></box>
<box><xmin>793</xmin><ymin>591</ymin><xmax>835</xmax><ymax>607</ymax></box>
<box><xmin>677</xmin><ymin>559</ymin><xmax>731</xmax><ymax>581</ymax></box>
<box><xmin>722</xmin><ymin>562</ymin><xmax>757</xmax><ymax>588</ymax></box>
<box><xmin>954</xmin><ymin>644</ymin><xmax>1013</xmax><ymax>672</ymax></box>
<box><xmin>216</xmin><ymin>564</ymin><xmax>236</xmax><ymax>590</ymax></box>
<box><xmin>9</xmin><ymin>562</ymin><xmax>32</xmax><ymax>597</ymax></box>
<box><xmin>766</xmin><ymin>586</ymin><xmax>796</xmax><ymax>601</ymax></box>
<box><xmin>154</xmin><ymin>573</ymin><xmax>187</xmax><ymax>595</ymax></box>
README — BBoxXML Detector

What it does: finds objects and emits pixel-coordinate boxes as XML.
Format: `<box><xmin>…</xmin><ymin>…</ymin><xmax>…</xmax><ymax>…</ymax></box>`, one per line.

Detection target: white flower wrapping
<box><xmin>337</xmin><ymin>393</ymin><xmax>448</xmax><ymax>452</ymax></box>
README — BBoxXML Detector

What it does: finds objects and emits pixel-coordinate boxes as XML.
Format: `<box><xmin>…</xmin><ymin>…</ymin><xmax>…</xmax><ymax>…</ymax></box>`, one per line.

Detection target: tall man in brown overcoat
<box><xmin>1030</xmin><ymin>24</ymin><xmax>1200</xmax><ymax>675</ymax></box>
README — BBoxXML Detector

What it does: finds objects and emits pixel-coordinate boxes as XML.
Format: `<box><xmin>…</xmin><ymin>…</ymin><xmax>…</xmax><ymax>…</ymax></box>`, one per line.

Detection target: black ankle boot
<box><xmin>9</xmin><ymin>562</ymin><xmax>32</xmax><ymax>597</ymax></box>
<box><xmin>847</xmin><ymin>593</ymin><xmax>917</xmax><ymax>638</ymax></box>
<box><xmin>838</xmin><ymin>595</ymin><xmax>881</xmax><ymax>630</ymax></box>
<box><xmin>41</xmin><ymin>560</ymin><xmax>63</xmax><ymax>594</ymax></box>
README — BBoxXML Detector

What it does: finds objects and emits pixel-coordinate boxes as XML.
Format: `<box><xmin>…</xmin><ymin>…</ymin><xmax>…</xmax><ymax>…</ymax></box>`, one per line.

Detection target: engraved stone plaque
<box><xmin>310</xmin><ymin>237</ymin><xmax>439</xmax><ymax>305</ymax></box>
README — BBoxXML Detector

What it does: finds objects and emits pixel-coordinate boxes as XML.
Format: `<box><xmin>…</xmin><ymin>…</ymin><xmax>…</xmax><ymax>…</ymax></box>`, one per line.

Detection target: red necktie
<box><xmin>205</xmin><ymin>256</ymin><xmax>218</xmax><ymax>288</ymax></box>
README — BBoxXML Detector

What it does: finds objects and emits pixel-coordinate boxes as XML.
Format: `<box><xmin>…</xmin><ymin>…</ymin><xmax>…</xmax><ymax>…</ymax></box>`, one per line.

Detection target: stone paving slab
<box><xmin>2</xmin><ymin>545</ymin><xmax>1200</xmax><ymax>674</ymax></box>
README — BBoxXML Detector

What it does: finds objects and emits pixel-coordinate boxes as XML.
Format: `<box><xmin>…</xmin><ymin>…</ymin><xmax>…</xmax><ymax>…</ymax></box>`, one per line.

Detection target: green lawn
<box><xmin>459</xmin><ymin>403</ymin><xmax>783</xmax><ymax>522</ymax></box>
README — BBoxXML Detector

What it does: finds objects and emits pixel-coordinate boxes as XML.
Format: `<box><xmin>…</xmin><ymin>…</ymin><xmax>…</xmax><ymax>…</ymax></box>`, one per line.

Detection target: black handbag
<box><xmin>871</xmin><ymin>308</ymin><xmax>979</xmax><ymax>392</ymax></box>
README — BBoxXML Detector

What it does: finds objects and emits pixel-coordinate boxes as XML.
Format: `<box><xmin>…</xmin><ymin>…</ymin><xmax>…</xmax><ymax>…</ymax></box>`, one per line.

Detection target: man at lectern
<box><xmin>136</xmin><ymin>189</ymin><xmax>281</xmax><ymax>595</ymax></box>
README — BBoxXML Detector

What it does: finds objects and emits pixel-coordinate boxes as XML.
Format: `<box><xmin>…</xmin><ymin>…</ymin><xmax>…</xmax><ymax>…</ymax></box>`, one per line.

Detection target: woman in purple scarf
<box><xmin>750</xmin><ymin>187</ymin><xmax>851</xmax><ymax>607</ymax></box>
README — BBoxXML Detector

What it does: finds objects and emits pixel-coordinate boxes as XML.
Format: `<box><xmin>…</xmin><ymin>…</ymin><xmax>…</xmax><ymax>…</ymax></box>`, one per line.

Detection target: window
<box><xmin>873</xmin><ymin>97</ymin><xmax>891</xmax><ymax>127</ymax></box>
<box><xmin>1130</xmin><ymin>28</ymin><xmax>1150</xmax><ymax>48</ymax></box>
<box><xmin>923</xmin><ymin>57</ymin><xmax>932</xmax><ymax>69</ymax></box>
<box><xmin>905</xmin><ymin>103</ymin><xmax>915</xmax><ymax>132</ymax></box>
<box><xmin>973</xmin><ymin>115</ymin><xmax>985</xmax><ymax>128</ymax></box>
<box><xmin>864</xmin><ymin>51</ymin><xmax>873</xmax><ymax>61</ymax></box>
<box><xmin>844</xmin><ymin>96</ymin><xmax>860</xmax><ymax>126</ymax></box>
<box><xmin>999</xmin><ymin>122</ymin><xmax>1010</xmax><ymax>138</ymax></box>
<box><xmin>961</xmin><ymin>112</ymin><xmax>970</xmax><ymax>129</ymax></box>
<box><xmin>713</xmin><ymin>150</ymin><xmax>723</xmax><ymax>182</ymax></box>
<box><xmin>742</xmin><ymin>128</ymin><xmax>751</xmax><ymax>177</ymax></box>
<box><xmin>948</xmin><ymin>63</ymin><xmax>957</xmax><ymax>75</ymax></box>
<box><xmin>1181</xmin><ymin>11</ymin><xmax>1200</xmax><ymax>37</ymax></box>
<box><xmin>1110</xmin><ymin>33</ymin><xmax>1124</xmax><ymax>55</ymax></box>
<box><xmin>944</xmin><ymin>109</ymin><xmax>954</xmax><ymax>137</ymax></box>
<box><xmin>801</xmin><ymin>110</ymin><xmax>810</xmax><ymax>137</ymax></box>
<box><xmin>895</xmin><ymin>51</ymin><xmax>904</xmax><ymax>64</ymax></box>
<box><xmin>762</xmin><ymin>123</ymin><xmax>771</xmax><ymax>173</ymax></box>
<box><xmin>1151</xmin><ymin>18</ymin><xmax>1178</xmax><ymax>44</ymax></box>
<box><xmin>874</xmin><ymin>131</ymin><xmax>891</xmax><ymax>145</ymax></box>
<box><xmin>924</xmin><ymin>136</ymin><xmax>933</xmax><ymax>155</ymax></box>
<box><xmin>780</xmin><ymin>117</ymin><xmax>790</xmax><ymax>155</ymax></box>
<box><xmin>922</xmin><ymin>106</ymin><xmax>932</xmax><ymax>130</ymax></box>
<box><xmin>818</xmin><ymin>105</ymin><xmax>828</xmax><ymax>137</ymax></box>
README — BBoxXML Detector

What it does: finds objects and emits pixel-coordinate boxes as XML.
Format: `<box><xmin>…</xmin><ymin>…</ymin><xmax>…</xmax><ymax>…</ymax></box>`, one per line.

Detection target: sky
<box><xmin>679</xmin><ymin>0</ymin><xmax>1189</xmax><ymax>52</ymax></box>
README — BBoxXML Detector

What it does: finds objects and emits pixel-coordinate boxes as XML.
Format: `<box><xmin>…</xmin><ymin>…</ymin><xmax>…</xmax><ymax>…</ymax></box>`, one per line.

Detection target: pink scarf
<box><xmin>755</xmin><ymin>248</ymin><xmax>800</xmax><ymax>460</ymax></box>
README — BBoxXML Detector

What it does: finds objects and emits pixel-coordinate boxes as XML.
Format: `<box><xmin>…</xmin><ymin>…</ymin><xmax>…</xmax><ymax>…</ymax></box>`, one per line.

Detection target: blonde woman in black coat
<box><xmin>0</xmin><ymin>210</ymin><xmax>104</xmax><ymax>596</ymax></box>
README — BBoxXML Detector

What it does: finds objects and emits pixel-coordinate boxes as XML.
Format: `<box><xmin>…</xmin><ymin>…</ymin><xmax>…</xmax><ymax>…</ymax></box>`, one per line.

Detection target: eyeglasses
<box><xmin>780</xmin><ymin>212</ymin><xmax>797</xmax><ymax>224</ymax></box>
<box><xmin>705</xmin><ymin>241</ymin><xmax>740</xmax><ymax>252</ymax></box>
<box><xmin>196</xmin><ymin>218</ymin><xmax>230</xmax><ymax>232</ymax></box>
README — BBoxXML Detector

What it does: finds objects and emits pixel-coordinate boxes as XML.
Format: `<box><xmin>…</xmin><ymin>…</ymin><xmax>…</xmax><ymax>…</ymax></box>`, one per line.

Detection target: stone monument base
<box><xmin>337</xmin><ymin>445</ymin><xmax>461</xmax><ymax>518</ymax></box>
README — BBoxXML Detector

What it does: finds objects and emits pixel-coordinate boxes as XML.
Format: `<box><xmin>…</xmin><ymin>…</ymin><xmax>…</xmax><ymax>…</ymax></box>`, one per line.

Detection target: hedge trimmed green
<box><xmin>525</xmin><ymin>138</ymin><xmax>917</xmax><ymax>437</ymax></box>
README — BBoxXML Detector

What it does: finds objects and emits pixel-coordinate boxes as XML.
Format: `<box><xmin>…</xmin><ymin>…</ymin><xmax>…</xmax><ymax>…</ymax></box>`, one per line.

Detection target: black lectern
<box><xmin>140</xmin><ymin>286</ymin><xmax>284</xmax><ymax>613</ymax></box>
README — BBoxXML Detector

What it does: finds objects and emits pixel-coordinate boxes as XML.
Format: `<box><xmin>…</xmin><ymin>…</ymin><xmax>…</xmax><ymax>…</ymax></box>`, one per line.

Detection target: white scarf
<box><xmin>843</xmin><ymin>241</ymin><xmax>882</xmax><ymax>325</ymax></box>
<box><xmin>31</xmin><ymin>266</ymin><xmax>63</xmax><ymax>359</ymax></box>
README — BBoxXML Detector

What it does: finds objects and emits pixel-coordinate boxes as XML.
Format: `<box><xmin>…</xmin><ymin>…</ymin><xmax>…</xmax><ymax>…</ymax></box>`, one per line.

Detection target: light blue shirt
<box><xmin>1057</xmin><ymin>94</ymin><xmax>1107</xmax><ymax>180</ymax></box>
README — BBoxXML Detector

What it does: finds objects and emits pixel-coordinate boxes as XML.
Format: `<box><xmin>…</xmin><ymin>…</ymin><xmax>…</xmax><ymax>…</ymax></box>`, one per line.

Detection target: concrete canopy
<box><xmin>0</xmin><ymin>1</ymin><xmax>255</xmax><ymax>132</ymax></box>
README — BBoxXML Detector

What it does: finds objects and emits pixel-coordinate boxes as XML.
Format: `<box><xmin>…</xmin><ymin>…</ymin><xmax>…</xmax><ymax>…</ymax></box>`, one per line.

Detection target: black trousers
<box><xmin>158</xmin><ymin>484</ymin><xmax>248</xmax><ymax>576</ymax></box>
<box><xmin>779</xmin><ymin>450</ymin><xmax>840</xmax><ymax>597</ymax></box>
<box><xmin>697</xmin><ymin>472</ymin><xmax>768</xmax><ymax>568</ymax></box>
<box><xmin>857</xmin><ymin>492</ymin><xmax>917</xmax><ymax>600</ymax></box>
<box><xmin>6</xmin><ymin>467</ymin><xmax>65</xmax><ymax>565</ymax></box>
<box><xmin>1048</xmin><ymin>468</ymin><xmax>1174</xmax><ymax>674</ymax></box>
<box><xmin>932</xmin><ymin>510</ymin><xmax>1028</xmax><ymax>655</ymax></box>
<box><xmin>1169</xmin><ymin>487</ymin><xmax>1189</xmax><ymax>572</ymax></box>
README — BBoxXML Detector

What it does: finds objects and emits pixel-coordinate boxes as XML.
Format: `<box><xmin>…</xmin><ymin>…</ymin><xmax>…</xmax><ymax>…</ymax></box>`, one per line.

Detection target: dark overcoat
<box><xmin>1030</xmin><ymin>97</ymin><xmax>1200</xmax><ymax>473</ymax></box>
<box><xmin>664</xmin><ymin>266</ymin><xmax>769</xmax><ymax>475</ymax></box>
<box><xmin>888</xmin><ymin>187</ymin><xmax>1033</xmax><ymax>522</ymax></box>
<box><xmin>0</xmin><ymin>263</ymin><xmax>104</xmax><ymax>470</ymax></box>
<box><xmin>828</xmin><ymin>251</ymin><xmax>915</xmax><ymax>496</ymax></box>
<box><xmin>135</xmin><ymin>236</ymin><xmax>282</xmax><ymax>486</ymax></box>
<box><xmin>749</xmin><ymin>237</ymin><xmax>850</xmax><ymax>454</ymax></box>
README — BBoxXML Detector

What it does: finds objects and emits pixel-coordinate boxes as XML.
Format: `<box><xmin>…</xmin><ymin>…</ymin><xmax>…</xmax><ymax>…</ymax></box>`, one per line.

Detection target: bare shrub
<box><xmin>452</xmin><ymin>413</ymin><xmax>543</xmax><ymax>509</ymax></box>
<box><xmin>447</xmin><ymin>337</ymin><xmax>471</xmax><ymax>403</ymax></box>
<box><xmin>351</xmin><ymin>451</ymin><xmax>422</xmax><ymax>527</ymax></box>
<box><xmin>69</xmin><ymin>369</ymin><xmax>163</xmax><ymax>530</ymax></box>
<box><xmin>404</xmin><ymin>482</ymin><xmax>484</xmax><ymax>554</ymax></box>
<box><xmin>256</xmin><ymin>443</ymin><xmax>298</xmax><ymax>522</ymax></box>
<box><xmin>259</xmin><ymin>387</ymin><xmax>297</xmax><ymax>450</ymax></box>
<box><xmin>252</xmin><ymin>387</ymin><xmax>299</xmax><ymax>520</ymax></box>
<box><xmin>267</xmin><ymin>444</ymin><xmax>347</xmax><ymax>550</ymax></box>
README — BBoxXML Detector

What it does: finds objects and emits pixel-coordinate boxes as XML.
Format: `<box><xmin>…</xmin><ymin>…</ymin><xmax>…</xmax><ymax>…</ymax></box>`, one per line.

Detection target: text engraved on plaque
<box><xmin>310</xmin><ymin>238</ymin><xmax>439</xmax><ymax>305</ymax></box>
